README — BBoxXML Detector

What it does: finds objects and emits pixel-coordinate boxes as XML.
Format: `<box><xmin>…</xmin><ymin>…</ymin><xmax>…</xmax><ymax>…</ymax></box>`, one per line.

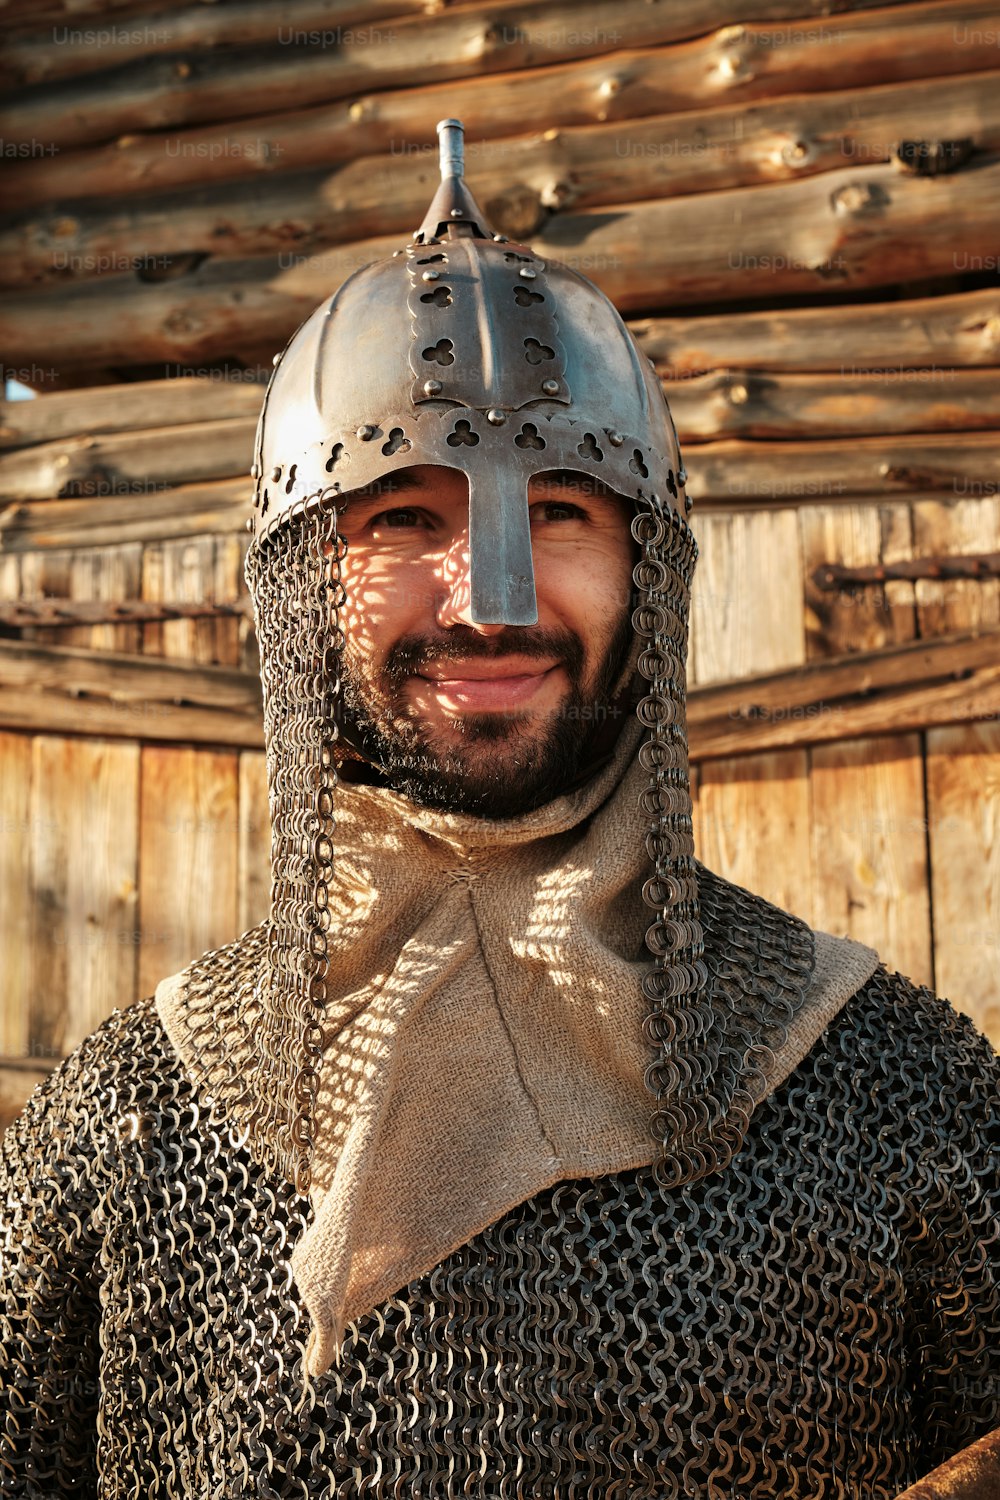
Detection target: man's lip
<box><xmin>415</xmin><ymin>660</ymin><xmax>558</xmax><ymax>683</ymax></box>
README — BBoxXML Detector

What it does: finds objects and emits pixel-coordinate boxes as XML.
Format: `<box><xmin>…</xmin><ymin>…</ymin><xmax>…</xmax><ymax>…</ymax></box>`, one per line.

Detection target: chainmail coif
<box><xmin>2</xmin><ymin>866</ymin><xmax>998</xmax><ymax>1499</ymax></box>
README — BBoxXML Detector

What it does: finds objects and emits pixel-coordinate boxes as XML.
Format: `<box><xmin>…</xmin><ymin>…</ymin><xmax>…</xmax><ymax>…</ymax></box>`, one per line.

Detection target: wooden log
<box><xmin>686</xmin><ymin>433</ymin><xmax>1000</xmax><ymax>509</ymax></box>
<box><xmin>0</xmin><ymin>375</ymin><xmax>264</xmax><ymax>450</ymax></box>
<box><xmin>0</xmin><ymin>0</ymin><xmax>435</xmax><ymax>89</ymax></box>
<box><xmin>1</xmin><ymin>627</ymin><xmax>999</xmax><ymax>755</ymax></box>
<box><xmin>5</xmin><ymin>153</ymin><xmax>999</xmax><ymax>371</ymax></box>
<box><xmin>27</xmin><ymin>736</ymin><xmax>141</xmax><ymax>1058</ymax></box>
<box><xmin>2</xmin><ymin>1</ymin><xmax>994</xmax><ymax>209</ymax></box>
<box><xmin>667</xmin><ymin>366</ymin><xmax>1000</xmax><ymax>442</ymax></box>
<box><xmin>18</xmin><ymin>542</ymin><xmax>143</xmax><ymax>656</ymax></box>
<box><xmin>0</xmin><ymin>477</ymin><xmax>248</xmax><ymax>551</ymax></box>
<box><xmin>0</xmin><ymin>0</ymin><xmax>921</xmax><ymax>152</ymax></box>
<box><xmin>635</xmin><ymin>287</ymin><xmax>1000</xmax><ymax>376</ymax></box>
<box><xmin>0</xmin><ymin>597</ymin><xmax>253</xmax><ymax>629</ymax></box>
<box><xmin>0</xmin><ymin>637</ymin><xmax>264</xmax><ymax>746</ymax></box>
<box><xmin>8</xmin><ymin>71</ymin><xmax>998</xmax><ymax>288</ymax></box>
<box><xmin>0</xmin><ymin>416</ymin><xmax>256</xmax><ymax>500</ymax></box>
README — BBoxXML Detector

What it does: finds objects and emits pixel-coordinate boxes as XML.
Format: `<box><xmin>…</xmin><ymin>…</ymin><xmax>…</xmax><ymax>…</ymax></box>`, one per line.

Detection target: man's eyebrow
<box><xmin>342</xmin><ymin>471</ymin><xmax>425</xmax><ymax>504</ymax></box>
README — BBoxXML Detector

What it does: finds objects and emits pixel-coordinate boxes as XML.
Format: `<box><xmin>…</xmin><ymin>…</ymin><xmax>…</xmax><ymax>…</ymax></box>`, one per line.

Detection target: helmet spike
<box><xmin>412</xmin><ymin>116</ymin><xmax>497</xmax><ymax>244</ymax></box>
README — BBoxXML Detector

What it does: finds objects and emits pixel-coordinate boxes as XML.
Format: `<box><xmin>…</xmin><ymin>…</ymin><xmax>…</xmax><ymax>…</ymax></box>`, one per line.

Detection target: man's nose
<box><xmin>435</xmin><ymin>534</ymin><xmax>507</xmax><ymax>635</ymax></box>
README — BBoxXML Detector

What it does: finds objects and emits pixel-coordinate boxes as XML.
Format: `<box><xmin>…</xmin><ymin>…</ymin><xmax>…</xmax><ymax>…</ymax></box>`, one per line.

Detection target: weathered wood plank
<box><xmin>0</xmin><ymin>476</ymin><xmax>248</xmax><ymax>552</ymax></box>
<box><xmin>0</xmin><ymin>417</ymin><xmax>255</xmax><ymax>500</ymax></box>
<box><xmin>9</xmin><ymin>71</ymin><xmax>999</xmax><ymax>287</ymax></box>
<box><xmin>634</xmin><ymin>286</ymin><xmax>1000</xmax><ymax>376</ymax></box>
<box><xmin>0</xmin><ymin>1061</ymin><xmax>53</xmax><ymax>1134</ymax></box>
<box><xmin>668</xmin><ymin>366</ymin><xmax>1000</xmax><ymax>442</ymax></box>
<box><xmin>0</xmin><ymin>0</ymin><xmax>433</xmax><ymax>88</ymax></box>
<box><xmin>238</xmin><ymin>750</ymin><xmax>271</xmax><ymax>934</ymax></box>
<box><xmin>1</xmin><ymin>628</ymin><xmax>998</xmax><ymax>755</ymax></box>
<box><xmin>912</xmin><ymin>495</ymin><xmax>1000</xmax><ymax>635</ymax></box>
<box><xmin>28</xmin><ymin>735</ymin><xmax>140</xmax><ymax>1058</ymax></box>
<box><xmin>686</xmin><ymin>628</ymin><xmax>1000</xmax><ymax>758</ymax></box>
<box><xmin>694</xmin><ymin>750</ymin><xmax>813</xmax><ymax>922</ymax></box>
<box><xmin>137</xmin><ymin>745</ymin><xmax>239</xmax><ymax>995</ymax></box>
<box><xmin>0</xmin><ymin>637</ymin><xmax>264</xmax><ymax>745</ymax></box>
<box><xmin>799</xmin><ymin>503</ymin><xmax>915</xmax><ymax>660</ymax></box>
<box><xmin>3</xmin><ymin>1</ymin><xmax>993</xmax><ymax>208</ymax></box>
<box><xmin>0</xmin><ymin>0</ymin><xmax>920</xmax><ymax>152</ymax></box>
<box><xmin>688</xmin><ymin>434</ymin><xmax>1000</xmax><ymax>511</ymax></box>
<box><xmin>924</xmin><ymin>721</ymin><xmax>1000</xmax><ymax>1045</ymax></box>
<box><xmin>0</xmin><ymin>728</ymin><xmax>32</xmax><ymax>1057</ymax></box>
<box><xmin>5</xmin><ymin>154</ymin><xmax>1000</xmax><ymax>371</ymax></box>
<box><xmin>809</xmin><ymin>734</ymin><xmax>932</xmax><ymax>985</ymax></box>
<box><xmin>688</xmin><ymin>508</ymin><xmax>805</xmax><ymax>687</ymax></box>
<box><xmin>0</xmin><ymin>376</ymin><xmax>263</xmax><ymax>451</ymax></box>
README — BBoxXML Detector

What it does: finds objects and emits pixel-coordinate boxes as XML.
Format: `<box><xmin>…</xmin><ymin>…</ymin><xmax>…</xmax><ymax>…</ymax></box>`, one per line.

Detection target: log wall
<box><xmin>1</xmin><ymin>0</ymin><xmax>999</xmax><ymax>1125</ymax></box>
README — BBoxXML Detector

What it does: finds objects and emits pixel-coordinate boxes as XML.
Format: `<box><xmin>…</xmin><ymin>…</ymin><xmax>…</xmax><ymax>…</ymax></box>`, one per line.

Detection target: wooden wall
<box><xmin>2</xmin><ymin>0</ymin><xmax>999</xmax><ymax>1125</ymax></box>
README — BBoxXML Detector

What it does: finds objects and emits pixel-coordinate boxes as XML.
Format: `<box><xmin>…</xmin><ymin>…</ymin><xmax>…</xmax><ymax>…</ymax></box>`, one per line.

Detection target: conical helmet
<box><xmin>249</xmin><ymin>119</ymin><xmax>690</xmax><ymax>624</ymax></box>
<box><xmin>175</xmin><ymin>120</ymin><xmax>712</xmax><ymax>1201</ymax></box>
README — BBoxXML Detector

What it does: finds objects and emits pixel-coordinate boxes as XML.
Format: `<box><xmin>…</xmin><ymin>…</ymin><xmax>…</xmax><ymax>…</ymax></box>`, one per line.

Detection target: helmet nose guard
<box><xmin>248</xmin><ymin>118</ymin><xmax>688</xmax><ymax>626</ymax></box>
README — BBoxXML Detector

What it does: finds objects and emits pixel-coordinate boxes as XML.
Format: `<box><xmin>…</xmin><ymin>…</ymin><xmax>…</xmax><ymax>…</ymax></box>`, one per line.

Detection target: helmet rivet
<box><xmin>678</xmin><ymin>468</ymin><xmax>688</xmax><ymax>486</ymax></box>
<box><xmin>245</xmin><ymin>517</ymin><xmax>254</xmax><ymax>532</ymax></box>
<box><xmin>541</xmin><ymin>379</ymin><xmax>559</xmax><ymax>395</ymax></box>
<box><xmin>272</xmin><ymin>352</ymin><xmax>281</xmax><ymax>366</ymax></box>
<box><xmin>421</xmin><ymin>269</ymin><xmax>440</xmax><ymax>281</ymax></box>
<box><xmin>423</xmin><ymin>379</ymin><xmax>443</xmax><ymax>395</ymax></box>
<box><xmin>270</xmin><ymin>465</ymin><xmax>282</xmax><ymax>482</ymax></box>
<box><xmin>493</xmin><ymin>234</ymin><xmax>508</xmax><ymax>242</ymax></box>
<box><xmin>250</xmin><ymin>463</ymin><xmax>259</xmax><ymax>479</ymax></box>
<box><xmin>487</xmin><ymin>408</ymin><xmax>507</xmax><ymax>424</ymax></box>
<box><xmin>519</xmin><ymin>267</ymin><xmax>537</xmax><ymax>279</ymax></box>
<box><xmin>450</xmin><ymin>208</ymin><xmax>463</xmax><ymax>217</ymax></box>
<box><xmin>356</xmin><ymin>424</ymin><xmax>376</xmax><ymax>440</ymax></box>
<box><xmin>608</xmin><ymin>430</ymin><xmax>624</xmax><ymax>446</ymax></box>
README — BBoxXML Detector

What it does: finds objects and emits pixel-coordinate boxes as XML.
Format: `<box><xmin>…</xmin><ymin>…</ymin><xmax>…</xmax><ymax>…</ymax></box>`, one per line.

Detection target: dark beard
<box><xmin>335</xmin><ymin>613</ymin><xmax>634</xmax><ymax>819</ymax></box>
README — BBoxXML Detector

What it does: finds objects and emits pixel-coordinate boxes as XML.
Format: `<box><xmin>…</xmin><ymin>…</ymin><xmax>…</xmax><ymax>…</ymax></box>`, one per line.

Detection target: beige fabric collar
<box><xmin>156</xmin><ymin>719</ymin><xmax>878</xmax><ymax>1379</ymax></box>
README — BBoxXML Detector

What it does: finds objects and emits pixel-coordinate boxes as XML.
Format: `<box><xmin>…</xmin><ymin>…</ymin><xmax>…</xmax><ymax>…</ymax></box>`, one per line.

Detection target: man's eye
<box><xmin>370</xmin><ymin>507</ymin><xmax>425</xmax><ymax>529</ymax></box>
<box><xmin>532</xmin><ymin>500</ymin><xmax>586</xmax><ymax>522</ymax></box>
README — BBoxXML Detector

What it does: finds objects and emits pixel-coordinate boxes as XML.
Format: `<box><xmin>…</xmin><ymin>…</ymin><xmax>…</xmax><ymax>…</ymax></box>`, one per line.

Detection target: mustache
<box><xmin>382</xmin><ymin>627</ymin><xmax>584</xmax><ymax>686</ymax></box>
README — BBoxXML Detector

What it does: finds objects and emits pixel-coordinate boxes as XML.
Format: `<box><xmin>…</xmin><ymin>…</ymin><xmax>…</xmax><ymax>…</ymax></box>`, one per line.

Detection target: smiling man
<box><xmin>2</xmin><ymin>122</ymin><xmax>998</xmax><ymax>1500</ymax></box>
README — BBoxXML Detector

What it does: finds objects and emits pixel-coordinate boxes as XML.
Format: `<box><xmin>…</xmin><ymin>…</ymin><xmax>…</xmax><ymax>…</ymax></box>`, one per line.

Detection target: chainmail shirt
<box><xmin>2</xmin><ymin>870</ymin><xmax>998</xmax><ymax>1500</ymax></box>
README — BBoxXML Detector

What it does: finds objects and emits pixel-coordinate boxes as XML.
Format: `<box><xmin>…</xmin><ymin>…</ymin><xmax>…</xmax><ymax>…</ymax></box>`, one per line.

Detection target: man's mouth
<box><xmin>413</xmin><ymin>658</ymin><xmax>560</xmax><ymax>711</ymax></box>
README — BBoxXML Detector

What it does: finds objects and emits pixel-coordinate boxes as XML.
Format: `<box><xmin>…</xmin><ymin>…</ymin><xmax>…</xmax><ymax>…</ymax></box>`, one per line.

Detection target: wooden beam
<box><xmin>685</xmin><ymin>433</ymin><xmax>1000</xmax><ymax>508</ymax></box>
<box><xmin>4</xmin><ymin>150</ymin><xmax>999</xmax><ymax>371</ymax></box>
<box><xmin>0</xmin><ymin>0</ymin><xmax>435</xmax><ymax>88</ymax></box>
<box><xmin>634</xmin><ymin>286</ymin><xmax>1000</xmax><ymax>376</ymax></box>
<box><xmin>0</xmin><ymin>416</ymin><xmax>256</xmax><ymax>500</ymax></box>
<box><xmin>1</xmin><ymin>627</ymin><xmax>998</xmax><ymax>755</ymax></box>
<box><xmin>0</xmin><ymin>477</ymin><xmax>248</xmax><ymax>551</ymax></box>
<box><xmin>0</xmin><ymin>0</ymin><xmax>917</xmax><ymax>152</ymax></box>
<box><xmin>8</xmin><ymin>71</ymin><xmax>998</xmax><ymax>289</ymax></box>
<box><xmin>667</xmin><ymin>367</ymin><xmax>1000</xmax><ymax>442</ymax></box>
<box><xmin>0</xmin><ymin>636</ymin><xmax>264</xmax><ymax>746</ymax></box>
<box><xmin>2</xmin><ymin>1</ymin><xmax>993</xmax><ymax>210</ymax></box>
<box><xmin>687</xmin><ymin>627</ymin><xmax>1000</xmax><ymax>758</ymax></box>
<box><xmin>0</xmin><ymin>376</ymin><xmax>264</xmax><ymax>450</ymax></box>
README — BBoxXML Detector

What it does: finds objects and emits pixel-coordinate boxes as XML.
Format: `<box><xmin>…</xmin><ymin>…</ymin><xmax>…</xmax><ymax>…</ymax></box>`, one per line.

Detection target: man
<box><xmin>1</xmin><ymin>121</ymin><xmax>997</xmax><ymax>1500</ymax></box>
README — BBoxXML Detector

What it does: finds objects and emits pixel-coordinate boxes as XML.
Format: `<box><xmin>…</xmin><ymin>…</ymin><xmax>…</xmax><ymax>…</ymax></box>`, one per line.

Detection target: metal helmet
<box><xmin>174</xmin><ymin>119</ymin><xmax>711</xmax><ymax>1202</ymax></box>
<box><xmin>248</xmin><ymin>119</ymin><xmax>690</xmax><ymax>624</ymax></box>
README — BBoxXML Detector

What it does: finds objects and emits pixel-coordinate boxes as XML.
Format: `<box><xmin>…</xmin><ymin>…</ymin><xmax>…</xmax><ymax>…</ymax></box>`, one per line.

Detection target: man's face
<box><xmin>326</xmin><ymin>464</ymin><xmax>635</xmax><ymax>817</ymax></box>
